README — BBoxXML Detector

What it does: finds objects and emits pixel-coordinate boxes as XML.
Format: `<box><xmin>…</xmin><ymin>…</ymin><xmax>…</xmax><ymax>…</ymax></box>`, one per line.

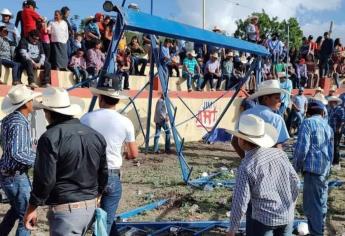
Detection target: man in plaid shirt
<box><xmin>228</xmin><ymin>114</ymin><xmax>300</xmax><ymax>236</ymax></box>
<box><xmin>294</xmin><ymin>100</ymin><xmax>333</xmax><ymax>236</ymax></box>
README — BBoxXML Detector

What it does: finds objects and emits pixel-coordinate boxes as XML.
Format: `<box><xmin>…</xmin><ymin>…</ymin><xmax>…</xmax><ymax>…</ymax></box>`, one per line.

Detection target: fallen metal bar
<box><xmin>66</xmin><ymin>76</ymin><xmax>98</xmax><ymax>91</ymax></box>
<box><xmin>115</xmin><ymin>199</ymin><xmax>168</xmax><ymax>220</ymax></box>
<box><xmin>120</xmin><ymin>81</ymin><xmax>150</xmax><ymax>114</ymax></box>
<box><xmin>193</xmin><ymin>223</ymin><xmax>216</xmax><ymax>235</ymax></box>
<box><xmin>129</xmin><ymin>97</ymin><xmax>146</xmax><ymax>140</ymax></box>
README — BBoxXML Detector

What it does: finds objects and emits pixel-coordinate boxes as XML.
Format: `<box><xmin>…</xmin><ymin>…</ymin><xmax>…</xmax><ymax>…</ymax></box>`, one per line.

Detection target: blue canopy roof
<box><xmin>123</xmin><ymin>9</ymin><xmax>269</xmax><ymax>56</ymax></box>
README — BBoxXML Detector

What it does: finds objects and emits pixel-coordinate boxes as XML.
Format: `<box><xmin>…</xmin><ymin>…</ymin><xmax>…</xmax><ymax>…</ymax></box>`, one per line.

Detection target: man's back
<box><xmin>80</xmin><ymin>109</ymin><xmax>135</xmax><ymax>169</ymax></box>
<box><xmin>31</xmin><ymin>118</ymin><xmax>108</xmax><ymax>205</ymax></box>
<box><xmin>320</xmin><ymin>38</ymin><xmax>334</xmax><ymax>57</ymax></box>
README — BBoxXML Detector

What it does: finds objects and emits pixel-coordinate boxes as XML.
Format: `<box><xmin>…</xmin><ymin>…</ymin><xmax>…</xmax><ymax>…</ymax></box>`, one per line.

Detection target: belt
<box><xmin>109</xmin><ymin>169</ymin><xmax>120</xmax><ymax>175</ymax></box>
<box><xmin>0</xmin><ymin>169</ymin><xmax>23</xmax><ymax>177</ymax></box>
<box><xmin>49</xmin><ymin>198</ymin><xmax>97</xmax><ymax>212</ymax></box>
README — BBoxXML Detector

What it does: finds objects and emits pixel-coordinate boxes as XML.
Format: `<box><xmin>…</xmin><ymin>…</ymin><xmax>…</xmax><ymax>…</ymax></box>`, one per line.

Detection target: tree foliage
<box><xmin>234</xmin><ymin>10</ymin><xmax>304</xmax><ymax>49</ymax></box>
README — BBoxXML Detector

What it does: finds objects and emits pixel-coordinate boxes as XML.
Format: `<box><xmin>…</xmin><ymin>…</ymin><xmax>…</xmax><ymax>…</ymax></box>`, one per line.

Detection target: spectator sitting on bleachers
<box><xmin>129</xmin><ymin>35</ymin><xmax>147</xmax><ymax>75</ymax></box>
<box><xmin>160</xmin><ymin>38</ymin><xmax>172</xmax><ymax>76</ymax></box>
<box><xmin>0</xmin><ymin>8</ymin><xmax>20</xmax><ymax>47</ymax></box>
<box><xmin>69</xmin><ymin>48</ymin><xmax>88</xmax><ymax>84</ymax></box>
<box><xmin>168</xmin><ymin>40</ymin><xmax>180</xmax><ymax>78</ymax></box>
<box><xmin>86</xmin><ymin>39</ymin><xmax>105</xmax><ymax>81</ymax></box>
<box><xmin>18</xmin><ymin>29</ymin><xmax>51</xmax><ymax>88</ymax></box>
<box><xmin>221</xmin><ymin>51</ymin><xmax>234</xmax><ymax>90</ymax></box>
<box><xmin>182</xmin><ymin>50</ymin><xmax>201</xmax><ymax>92</ymax></box>
<box><xmin>116</xmin><ymin>48</ymin><xmax>131</xmax><ymax>90</ymax></box>
<box><xmin>201</xmin><ymin>52</ymin><xmax>221</xmax><ymax>91</ymax></box>
<box><xmin>0</xmin><ymin>25</ymin><xmax>22</xmax><ymax>85</ymax></box>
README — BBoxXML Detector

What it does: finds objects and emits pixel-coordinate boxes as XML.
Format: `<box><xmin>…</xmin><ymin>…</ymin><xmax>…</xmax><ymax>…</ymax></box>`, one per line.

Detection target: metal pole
<box><xmin>151</xmin><ymin>0</ymin><xmax>153</xmax><ymax>15</ymax></box>
<box><xmin>202</xmin><ymin>0</ymin><xmax>205</xmax><ymax>29</ymax></box>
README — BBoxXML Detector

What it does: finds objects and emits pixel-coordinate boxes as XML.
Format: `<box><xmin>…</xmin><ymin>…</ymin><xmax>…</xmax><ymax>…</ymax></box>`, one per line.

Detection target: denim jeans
<box><xmin>183</xmin><ymin>73</ymin><xmax>201</xmax><ymax>90</ymax></box>
<box><xmin>250</xmin><ymin>219</ymin><xmax>293</xmax><ymax>236</ymax></box>
<box><xmin>100</xmin><ymin>171</ymin><xmax>122</xmax><ymax>236</ymax></box>
<box><xmin>0</xmin><ymin>173</ymin><xmax>31</xmax><ymax>236</ymax></box>
<box><xmin>47</xmin><ymin>205</ymin><xmax>95</xmax><ymax>236</ymax></box>
<box><xmin>69</xmin><ymin>67</ymin><xmax>88</xmax><ymax>84</ymax></box>
<box><xmin>132</xmin><ymin>56</ymin><xmax>148</xmax><ymax>75</ymax></box>
<box><xmin>0</xmin><ymin>58</ymin><xmax>22</xmax><ymax>83</ymax></box>
<box><xmin>153</xmin><ymin>121</ymin><xmax>171</xmax><ymax>153</ymax></box>
<box><xmin>286</xmin><ymin>109</ymin><xmax>304</xmax><ymax>134</ymax></box>
<box><xmin>303</xmin><ymin>172</ymin><xmax>328</xmax><ymax>236</ymax></box>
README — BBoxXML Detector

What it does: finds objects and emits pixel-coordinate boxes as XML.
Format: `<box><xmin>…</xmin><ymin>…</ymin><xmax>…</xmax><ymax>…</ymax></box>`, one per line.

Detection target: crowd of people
<box><xmin>0</xmin><ymin>1</ymin><xmax>344</xmax><ymax>236</ymax></box>
<box><xmin>1</xmin><ymin>1</ymin><xmax>344</xmax><ymax>92</ymax></box>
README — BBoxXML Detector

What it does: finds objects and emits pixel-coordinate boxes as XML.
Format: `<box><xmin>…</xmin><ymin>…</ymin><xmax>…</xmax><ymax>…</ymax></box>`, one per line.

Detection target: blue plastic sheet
<box><xmin>202</xmin><ymin>128</ymin><xmax>232</xmax><ymax>144</ymax></box>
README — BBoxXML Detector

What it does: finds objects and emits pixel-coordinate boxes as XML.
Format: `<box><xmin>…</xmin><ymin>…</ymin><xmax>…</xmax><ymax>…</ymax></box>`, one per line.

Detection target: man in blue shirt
<box><xmin>160</xmin><ymin>38</ymin><xmax>172</xmax><ymax>77</ymax></box>
<box><xmin>294</xmin><ymin>100</ymin><xmax>333</xmax><ymax>236</ymax></box>
<box><xmin>0</xmin><ymin>85</ymin><xmax>40</xmax><ymax>235</ymax></box>
<box><xmin>326</xmin><ymin>96</ymin><xmax>344</xmax><ymax>166</ymax></box>
<box><xmin>286</xmin><ymin>87</ymin><xmax>308</xmax><ymax>136</ymax></box>
<box><xmin>279</xmin><ymin>73</ymin><xmax>293</xmax><ymax>116</ymax></box>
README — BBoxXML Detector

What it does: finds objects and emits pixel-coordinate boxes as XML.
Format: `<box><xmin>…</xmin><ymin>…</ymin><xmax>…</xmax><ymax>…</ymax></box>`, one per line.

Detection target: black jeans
<box><xmin>201</xmin><ymin>73</ymin><xmax>218</xmax><ymax>90</ymax></box>
<box><xmin>133</xmin><ymin>56</ymin><xmax>148</xmax><ymax>75</ymax></box>
<box><xmin>21</xmin><ymin>59</ymin><xmax>51</xmax><ymax>85</ymax></box>
<box><xmin>118</xmin><ymin>71</ymin><xmax>129</xmax><ymax>89</ymax></box>
<box><xmin>319</xmin><ymin>56</ymin><xmax>330</xmax><ymax>78</ymax></box>
<box><xmin>0</xmin><ymin>58</ymin><xmax>22</xmax><ymax>83</ymax></box>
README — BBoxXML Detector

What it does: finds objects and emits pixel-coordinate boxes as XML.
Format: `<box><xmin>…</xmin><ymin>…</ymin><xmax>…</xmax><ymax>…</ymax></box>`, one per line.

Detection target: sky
<box><xmin>0</xmin><ymin>0</ymin><xmax>344</xmax><ymax>42</ymax></box>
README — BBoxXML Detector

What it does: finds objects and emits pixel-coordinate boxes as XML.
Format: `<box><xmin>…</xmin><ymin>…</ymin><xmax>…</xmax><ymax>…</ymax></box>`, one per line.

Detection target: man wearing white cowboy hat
<box><xmin>182</xmin><ymin>50</ymin><xmax>201</xmax><ymax>92</ymax></box>
<box><xmin>81</xmin><ymin>86</ymin><xmax>138</xmax><ymax>235</ymax></box>
<box><xmin>0</xmin><ymin>8</ymin><xmax>20</xmax><ymax>45</ymax></box>
<box><xmin>278</xmin><ymin>72</ymin><xmax>293</xmax><ymax>116</ymax></box>
<box><xmin>0</xmin><ymin>85</ymin><xmax>40</xmax><ymax>235</ymax></box>
<box><xmin>201</xmin><ymin>52</ymin><xmax>221</xmax><ymax>91</ymax></box>
<box><xmin>326</xmin><ymin>95</ymin><xmax>344</xmax><ymax>167</ymax></box>
<box><xmin>24</xmin><ymin>87</ymin><xmax>108</xmax><ymax>235</ymax></box>
<box><xmin>294</xmin><ymin>100</ymin><xmax>333</xmax><ymax>236</ymax></box>
<box><xmin>227</xmin><ymin>114</ymin><xmax>299</xmax><ymax>236</ymax></box>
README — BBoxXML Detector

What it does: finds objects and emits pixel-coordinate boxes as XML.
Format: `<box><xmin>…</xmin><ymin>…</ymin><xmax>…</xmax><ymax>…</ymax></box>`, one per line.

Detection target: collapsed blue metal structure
<box><xmin>90</xmin><ymin>2</ymin><xmax>270</xmax><ymax>190</ymax></box>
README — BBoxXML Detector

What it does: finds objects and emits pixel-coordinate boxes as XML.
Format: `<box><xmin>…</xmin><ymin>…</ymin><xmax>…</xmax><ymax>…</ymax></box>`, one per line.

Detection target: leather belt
<box><xmin>109</xmin><ymin>169</ymin><xmax>120</xmax><ymax>175</ymax></box>
<box><xmin>49</xmin><ymin>198</ymin><xmax>97</xmax><ymax>212</ymax></box>
<box><xmin>0</xmin><ymin>169</ymin><xmax>23</xmax><ymax>177</ymax></box>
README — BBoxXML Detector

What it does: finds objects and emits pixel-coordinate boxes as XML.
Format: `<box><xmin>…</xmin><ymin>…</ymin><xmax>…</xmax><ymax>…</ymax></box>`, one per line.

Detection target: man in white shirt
<box><xmin>80</xmin><ymin>87</ymin><xmax>138</xmax><ymax>235</ymax></box>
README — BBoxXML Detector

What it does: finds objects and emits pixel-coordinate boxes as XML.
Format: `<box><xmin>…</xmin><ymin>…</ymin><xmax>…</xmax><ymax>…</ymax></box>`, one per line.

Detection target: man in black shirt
<box><xmin>24</xmin><ymin>87</ymin><xmax>108</xmax><ymax>235</ymax></box>
<box><xmin>319</xmin><ymin>32</ymin><xmax>334</xmax><ymax>78</ymax></box>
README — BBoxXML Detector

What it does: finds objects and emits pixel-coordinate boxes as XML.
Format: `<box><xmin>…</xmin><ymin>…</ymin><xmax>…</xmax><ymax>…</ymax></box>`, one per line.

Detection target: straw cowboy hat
<box><xmin>211</xmin><ymin>52</ymin><xmax>219</xmax><ymax>59</ymax></box>
<box><xmin>229</xmin><ymin>114</ymin><xmax>278</xmax><ymax>148</ymax></box>
<box><xmin>90</xmin><ymin>87</ymin><xmax>128</xmax><ymax>100</ymax></box>
<box><xmin>1</xmin><ymin>85</ymin><xmax>41</xmax><ymax>114</ymax></box>
<box><xmin>327</xmin><ymin>96</ymin><xmax>342</xmax><ymax>105</ymax></box>
<box><xmin>34</xmin><ymin>87</ymin><xmax>82</xmax><ymax>116</ymax></box>
<box><xmin>330</xmin><ymin>85</ymin><xmax>337</xmax><ymax>92</ymax></box>
<box><xmin>0</xmin><ymin>8</ymin><xmax>12</xmax><ymax>17</ymax></box>
<box><xmin>315</xmin><ymin>87</ymin><xmax>323</xmax><ymax>92</ymax></box>
<box><xmin>312</xmin><ymin>93</ymin><xmax>328</xmax><ymax>105</ymax></box>
<box><xmin>187</xmin><ymin>50</ymin><xmax>197</xmax><ymax>57</ymax></box>
<box><xmin>247</xmin><ymin>79</ymin><xmax>290</xmax><ymax>100</ymax></box>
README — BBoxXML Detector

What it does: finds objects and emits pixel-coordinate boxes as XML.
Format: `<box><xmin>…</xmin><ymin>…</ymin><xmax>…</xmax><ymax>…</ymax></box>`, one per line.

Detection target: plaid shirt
<box><xmin>293</xmin><ymin>115</ymin><xmax>333</xmax><ymax>176</ymax></box>
<box><xmin>327</xmin><ymin>106</ymin><xmax>345</xmax><ymax>133</ymax></box>
<box><xmin>229</xmin><ymin>147</ymin><xmax>300</xmax><ymax>231</ymax></box>
<box><xmin>0</xmin><ymin>111</ymin><xmax>36</xmax><ymax>173</ymax></box>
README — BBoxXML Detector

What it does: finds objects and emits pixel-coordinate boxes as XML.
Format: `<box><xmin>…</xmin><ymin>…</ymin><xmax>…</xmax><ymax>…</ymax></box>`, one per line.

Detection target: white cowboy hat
<box><xmin>247</xmin><ymin>79</ymin><xmax>290</xmax><ymax>100</ymax></box>
<box><xmin>0</xmin><ymin>8</ymin><xmax>12</xmax><ymax>16</ymax></box>
<box><xmin>330</xmin><ymin>85</ymin><xmax>337</xmax><ymax>92</ymax></box>
<box><xmin>90</xmin><ymin>87</ymin><xmax>128</xmax><ymax>100</ymax></box>
<box><xmin>229</xmin><ymin>114</ymin><xmax>278</xmax><ymax>148</ymax></box>
<box><xmin>315</xmin><ymin>87</ymin><xmax>323</xmax><ymax>92</ymax></box>
<box><xmin>240</xmin><ymin>55</ymin><xmax>248</xmax><ymax>64</ymax></box>
<box><xmin>34</xmin><ymin>87</ymin><xmax>82</xmax><ymax>116</ymax></box>
<box><xmin>211</xmin><ymin>52</ymin><xmax>219</xmax><ymax>59</ymax></box>
<box><xmin>277</xmin><ymin>72</ymin><xmax>288</xmax><ymax>78</ymax></box>
<box><xmin>187</xmin><ymin>50</ymin><xmax>197</xmax><ymax>57</ymax></box>
<box><xmin>1</xmin><ymin>85</ymin><xmax>41</xmax><ymax>114</ymax></box>
<box><xmin>327</xmin><ymin>96</ymin><xmax>342</xmax><ymax>105</ymax></box>
<box><xmin>313</xmin><ymin>93</ymin><xmax>328</xmax><ymax>105</ymax></box>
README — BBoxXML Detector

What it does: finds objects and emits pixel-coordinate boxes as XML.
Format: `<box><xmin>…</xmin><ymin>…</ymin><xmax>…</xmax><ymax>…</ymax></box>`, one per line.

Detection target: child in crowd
<box><xmin>38</xmin><ymin>17</ymin><xmax>50</xmax><ymax>60</ymax></box>
<box><xmin>296</xmin><ymin>58</ymin><xmax>308</xmax><ymax>88</ymax></box>
<box><xmin>116</xmin><ymin>48</ymin><xmax>131</xmax><ymax>90</ymax></box>
<box><xmin>72</xmin><ymin>33</ymin><xmax>83</xmax><ymax>53</ymax></box>
<box><xmin>69</xmin><ymin>48</ymin><xmax>88</xmax><ymax>84</ymax></box>
<box><xmin>86</xmin><ymin>39</ymin><xmax>105</xmax><ymax>86</ymax></box>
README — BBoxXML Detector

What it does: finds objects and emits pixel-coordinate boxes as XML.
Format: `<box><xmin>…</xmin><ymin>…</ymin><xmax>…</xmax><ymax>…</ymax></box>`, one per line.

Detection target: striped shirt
<box><xmin>229</xmin><ymin>147</ymin><xmax>300</xmax><ymax>231</ymax></box>
<box><xmin>0</xmin><ymin>111</ymin><xmax>36</xmax><ymax>173</ymax></box>
<box><xmin>293</xmin><ymin>115</ymin><xmax>334</xmax><ymax>176</ymax></box>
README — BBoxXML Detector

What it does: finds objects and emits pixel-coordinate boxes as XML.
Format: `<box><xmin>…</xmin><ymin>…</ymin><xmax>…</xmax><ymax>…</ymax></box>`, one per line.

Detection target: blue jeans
<box><xmin>0</xmin><ymin>173</ymin><xmax>31</xmax><ymax>236</ymax></box>
<box><xmin>183</xmin><ymin>73</ymin><xmax>201</xmax><ymax>90</ymax></box>
<box><xmin>286</xmin><ymin>109</ymin><xmax>304</xmax><ymax>134</ymax></box>
<box><xmin>0</xmin><ymin>58</ymin><xmax>22</xmax><ymax>83</ymax></box>
<box><xmin>100</xmin><ymin>171</ymin><xmax>122</xmax><ymax>236</ymax></box>
<box><xmin>250</xmin><ymin>219</ymin><xmax>293</xmax><ymax>236</ymax></box>
<box><xmin>69</xmin><ymin>67</ymin><xmax>88</xmax><ymax>83</ymax></box>
<box><xmin>153</xmin><ymin>121</ymin><xmax>171</xmax><ymax>153</ymax></box>
<box><xmin>303</xmin><ymin>172</ymin><xmax>328</xmax><ymax>236</ymax></box>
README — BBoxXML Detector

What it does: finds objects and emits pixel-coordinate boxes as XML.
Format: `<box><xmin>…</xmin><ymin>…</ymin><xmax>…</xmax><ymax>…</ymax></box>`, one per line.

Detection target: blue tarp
<box><xmin>202</xmin><ymin>128</ymin><xmax>232</xmax><ymax>144</ymax></box>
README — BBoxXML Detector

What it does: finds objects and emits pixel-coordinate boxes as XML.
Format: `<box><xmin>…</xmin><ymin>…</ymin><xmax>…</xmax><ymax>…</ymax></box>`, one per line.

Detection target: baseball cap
<box><xmin>26</xmin><ymin>0</ymin><xmax>38</xmax><ymax>9</ymax></box>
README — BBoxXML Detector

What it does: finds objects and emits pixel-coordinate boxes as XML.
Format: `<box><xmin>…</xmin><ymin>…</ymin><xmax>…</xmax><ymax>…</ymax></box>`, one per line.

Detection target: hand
<box><xmin>24</xmin><ymin>205</ymin><xmax>38</xmax><ymax>231</ymax></box>
<box><xmin>227</xmin><ymin>231</ymin><xmax>236</xmax><ymax>236</ymax></box>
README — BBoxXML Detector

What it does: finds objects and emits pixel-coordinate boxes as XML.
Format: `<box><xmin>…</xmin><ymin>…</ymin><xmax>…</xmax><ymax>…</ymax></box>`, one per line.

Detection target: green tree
<box><xmin>234</xmin><ymin>10</ymin><xmax>304</xmax><ymax>50</ymax></box>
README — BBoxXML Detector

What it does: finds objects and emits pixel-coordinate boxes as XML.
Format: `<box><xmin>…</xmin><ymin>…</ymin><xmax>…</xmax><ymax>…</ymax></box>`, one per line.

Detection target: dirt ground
<box><xmin>1</xmin><ymin>141</ymin><xmax>345</xmax><ymax>235</ymax></box>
